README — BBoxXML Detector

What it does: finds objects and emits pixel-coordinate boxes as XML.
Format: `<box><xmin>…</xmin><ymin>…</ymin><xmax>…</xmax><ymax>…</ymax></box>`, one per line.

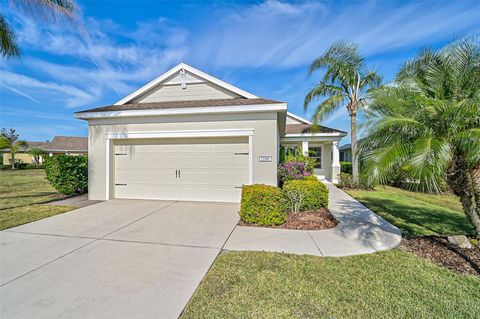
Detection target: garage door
<box><xmin>113</xmin><ymin>137</ymin><xmax>249</xmax><ymax>202</ymax></box>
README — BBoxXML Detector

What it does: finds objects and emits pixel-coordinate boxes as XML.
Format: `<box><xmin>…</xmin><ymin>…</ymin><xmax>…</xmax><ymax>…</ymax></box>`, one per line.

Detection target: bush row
<box><xmin>45</xmin><ymin>155</ymin><xmax>88</xmax><ymax>195</ymax></box>
<box><xmin>340</xmin><ymin>162</ymin><xmax>352</xmax><ymax>174</ymax></box>
<box><xmin>239</xmin><ymin>177</ymin><xmax>329</xmax><ymax>226</ymax></box>
<box><xmin>1</xmin><ymin>163</ymin><xmax>45</xmax><ymax>170</ymax></box>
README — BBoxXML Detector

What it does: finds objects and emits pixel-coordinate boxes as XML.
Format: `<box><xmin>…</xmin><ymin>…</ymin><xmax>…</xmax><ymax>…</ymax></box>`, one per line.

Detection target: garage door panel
<box><xmin>114</xmin><ymin>138</ymin><xmax>249</xmax><ymax>202</ymax></box>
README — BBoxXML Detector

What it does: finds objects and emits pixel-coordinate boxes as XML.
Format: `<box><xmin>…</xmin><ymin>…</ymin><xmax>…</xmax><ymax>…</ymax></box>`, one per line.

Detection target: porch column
<box><xmin>301</xmin><ymin>141</ymin><xmax>309</xmax><ymax>156</ymax></box>
<box><xmin>331</xmin><ymin>141</ymin><xmax>341</xmax><ymax>183</ymax></box>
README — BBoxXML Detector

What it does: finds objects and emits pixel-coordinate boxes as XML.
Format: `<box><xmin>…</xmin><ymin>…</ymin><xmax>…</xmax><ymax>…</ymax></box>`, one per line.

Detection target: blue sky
<box><xmin>1</xmin><ymin>0</ymin><xmax>479</xmax><ymax>144</ymax></box>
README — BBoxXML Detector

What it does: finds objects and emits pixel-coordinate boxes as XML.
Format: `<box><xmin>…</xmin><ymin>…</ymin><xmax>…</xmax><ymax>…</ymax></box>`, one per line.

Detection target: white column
<box><xmin>331</xmin><ymin>141</ymin><xmax>341</xmax><ymax>183</ymax></box>
<box><xmin>301</xmin><ymin>141</ymin><xmax>309</xmax><ymax>156</ymax></box>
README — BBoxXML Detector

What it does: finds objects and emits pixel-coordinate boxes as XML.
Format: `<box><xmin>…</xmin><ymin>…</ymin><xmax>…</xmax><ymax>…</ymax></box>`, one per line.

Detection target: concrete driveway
<box><xmin>0</xmin><ymin>200</ymin><xmax>239</xmax><ymax>319</ymax></box>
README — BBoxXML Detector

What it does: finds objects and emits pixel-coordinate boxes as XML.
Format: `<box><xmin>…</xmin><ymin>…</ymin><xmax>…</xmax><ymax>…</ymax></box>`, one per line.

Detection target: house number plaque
<box><xmin>258</xmin><ymin>156</ymin><xmax>272</xmax><ymax>162</ymax></box>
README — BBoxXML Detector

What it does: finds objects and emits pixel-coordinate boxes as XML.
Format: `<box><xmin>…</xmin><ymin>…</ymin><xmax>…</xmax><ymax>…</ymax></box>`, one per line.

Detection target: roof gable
<box><xmin>286</xmin><ymin>112</ymin><xmax>311</xmax><ymax>125</ymax></box>
<box><xmin>115</xmin><ymin>63</ymin><xmax>258</xmax><ymax>105</ymax></box>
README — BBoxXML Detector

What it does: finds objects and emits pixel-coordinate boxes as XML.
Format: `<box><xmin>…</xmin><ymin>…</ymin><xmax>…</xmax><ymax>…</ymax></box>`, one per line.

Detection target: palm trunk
<box><xmin>350</xmin><ymin>114</ymin><xmax>359</xmax><ymax>184</ymax></box>
<box><xmin>447</xmin><ymin>157</ymin><xmax>480</xmax><ymax>239</ymax></box>
<box><xmin>11</xmin><ymin>151</ymin><xmax>15</xmax><ymax>169</ymax></box>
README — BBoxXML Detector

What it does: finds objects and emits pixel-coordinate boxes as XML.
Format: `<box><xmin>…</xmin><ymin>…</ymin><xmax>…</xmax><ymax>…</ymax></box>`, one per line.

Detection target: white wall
<box><xmin>87</xmin><ymin>112</ymin><xmax>279</xmax><ymax>200</ymax></box>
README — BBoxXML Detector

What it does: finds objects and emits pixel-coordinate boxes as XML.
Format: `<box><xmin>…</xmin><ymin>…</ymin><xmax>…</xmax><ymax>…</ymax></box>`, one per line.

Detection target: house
<box><xmin>1</xmin><ymin>136</ymin><xmax>87</xmax><ymax>165</ymax></box>
<box><xmin>339</xmin><ymin>144</ymin><xmax>352</xmax><ymax>162</ymax></box>
<box><xmin>75</xmin><ymin>63</ymin><xmax>347</xmax><ymax>202</ymax></box>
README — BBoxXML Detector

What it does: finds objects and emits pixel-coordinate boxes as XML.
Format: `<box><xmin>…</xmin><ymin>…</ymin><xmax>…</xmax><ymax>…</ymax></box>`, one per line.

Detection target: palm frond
<box><xmin>304</xmin><ymin>83</ymin><xmax>343</xmax><ymax>109</ymax></box>
<box><xmin>0</xmin><ymin>15</ymin><xmax>20</xmax><ymax>57</ymax></box>
<box><xmin>311</xmin><ymin>94</ymin><xmax>345</xmax><ymax>123</ymax></box>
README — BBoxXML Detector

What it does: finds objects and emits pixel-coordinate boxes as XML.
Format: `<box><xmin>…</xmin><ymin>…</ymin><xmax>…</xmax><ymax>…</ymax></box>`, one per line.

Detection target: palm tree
<box><xmin>304</xmin><ymin>41</ymin><xmax>381</xmax><ymax>184</ymax></box>
<box><xmin>0</xmin><ymin>128</ymin><xmax>28</xmax><ymax>169</ymax></box>
<box><xmin>1</xmin><ymin>0</ymin><xmax>75</xmax><ymax>57</ymax></box>
<box><xmin>28</xmin><ymin>148</ymin><xmax>47</xmax><ymax>165</ymax></box>
<box><xmin>361</xmin><ymin>39</ymin><xmax>480</xmax><ymax>238</ymax></box>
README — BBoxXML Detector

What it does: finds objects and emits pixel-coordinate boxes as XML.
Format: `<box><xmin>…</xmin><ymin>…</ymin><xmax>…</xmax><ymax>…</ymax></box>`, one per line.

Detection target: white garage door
<box><xmin>113</xmin><ymin>137</ymin><xmax>249</xmax><ymax>202</ymax></box>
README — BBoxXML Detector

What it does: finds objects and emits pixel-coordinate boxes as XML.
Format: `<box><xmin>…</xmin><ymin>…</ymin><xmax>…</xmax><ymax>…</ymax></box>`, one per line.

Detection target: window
<box><xmin>309</xmin><ymin>146</ymin><xmax>322</xmax><ymax>169</ymax></box>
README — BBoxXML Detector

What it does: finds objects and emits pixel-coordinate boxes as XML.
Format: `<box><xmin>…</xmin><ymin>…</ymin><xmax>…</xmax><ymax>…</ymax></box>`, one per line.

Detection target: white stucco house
<box><xmin>75</xmin><ymin>63</ymin><xmax>346</xmax><ymax>202</ymax></box>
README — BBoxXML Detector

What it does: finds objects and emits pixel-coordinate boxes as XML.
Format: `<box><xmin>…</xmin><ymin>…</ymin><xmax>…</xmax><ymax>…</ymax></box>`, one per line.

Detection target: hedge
<box><xmin>45</xmin><ymin>155</ymin><xmax>88</xmax><ymax>195</ymax></box>
<box><xmin>340</xmin><ymin>162</ymin><xmax>352</xmax><ymax>174</ymax></box>
<box><xmin>283</xmin><ymin>179</ymin><xmax>328</xmax><ymax>212</ymax></box>
<box><xmin>240</xmin><ymin>184</ymin><xmax>287</xmax><ymax>226</ymax></box>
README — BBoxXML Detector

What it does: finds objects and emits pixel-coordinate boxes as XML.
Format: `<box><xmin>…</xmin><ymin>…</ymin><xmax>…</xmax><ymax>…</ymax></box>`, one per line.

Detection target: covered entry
<box><xmin>113</xmin><ymin>137</ymin><xmax>249</xmax><ymax>202</ymax></box>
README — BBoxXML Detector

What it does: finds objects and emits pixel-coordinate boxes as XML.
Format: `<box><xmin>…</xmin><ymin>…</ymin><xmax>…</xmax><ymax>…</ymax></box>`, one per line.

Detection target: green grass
<box><xmin>345</xmin><ymin>186</ymin><xmax>474</xmax><ymax>237</ymax></box>
<box><xmin>0</xmin><ymin>169</ymin><xmax>76</xmax><ymax>230</ymax></box>
<box><xmin>182</xmin><ymin>250</ymin><xmax>480</xmax><ymax>319</ymax></box>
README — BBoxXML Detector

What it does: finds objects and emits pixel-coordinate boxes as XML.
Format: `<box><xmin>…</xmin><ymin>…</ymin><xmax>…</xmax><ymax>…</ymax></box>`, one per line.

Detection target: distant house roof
<box><xmin>285</xmin><ymin>124</ymin><xmax>347</xmax><ymax>135</ymax></box>
<box><xmin>339</xmin><ymin>137</ymin><xmax>366</xmax><ymax>151</ymax></box>
<box><xmin>45</xmin><ymin>136</ymin><xmax>87</xmax><ymax>152</ymax></box>
<box><xmin>75</xmin><ymin>98</ymin><xmax>284</xmax><ymax>114</ymax></box>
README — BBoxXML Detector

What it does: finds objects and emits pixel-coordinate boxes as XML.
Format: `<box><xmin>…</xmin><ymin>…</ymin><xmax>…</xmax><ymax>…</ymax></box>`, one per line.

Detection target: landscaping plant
<box><xmin>44</xmin><ymin>155</ymin><xmax>88</xmax><ymax>195</ymax></box>
<box><xmin>0</xmin><ymin>128</ymin><xmax>28</xmax><ymax>169</ymax></box>
<box><xmin>361</xmin><ymin>39</ymin><xmax>480</xmax><ymax>239</ymax></box>
<box><xmin>283</xmin><ymin>179</ymin><xmax>329</xmax><ymax>212</ymax></box>
<box><xmin>304</xmin><ymin>41</ymin><xmax>381</xmax><ymax>185</ymax></box>
<box><xmin>278</xmin><ymin>161</ymin><xmax>312</xmax><ymax>185</ymax></box>
<box><xmin>240</xmin><ymin>184</ymin><xmax>287</xmax><ymax>226</ymax></box>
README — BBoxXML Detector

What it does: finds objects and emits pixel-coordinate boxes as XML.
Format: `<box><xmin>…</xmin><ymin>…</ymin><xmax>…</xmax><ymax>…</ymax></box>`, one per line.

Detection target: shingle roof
<box><xmin>46</xmin><ymin>136</ymin><xmax>87</xmax><ymax>151</ymax></box>
<box><xmin>285</xmin><ymin>124</ymin><xmax>347</xmax><ymax>135</ymax></box>
<box><xmin>76</xmin><ymin>98</ymin><xmax>284</xmax><ymax>114</ymax></box>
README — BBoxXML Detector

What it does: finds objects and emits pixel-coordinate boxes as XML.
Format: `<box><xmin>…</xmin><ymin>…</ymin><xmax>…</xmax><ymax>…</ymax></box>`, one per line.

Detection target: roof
<box><xmin>285</xmin><ymin>124</ymin><xmax>347</xmax><ymax>135</ymax></box>
<box><xmin>339</xmin><ymin>137</ymin><xmax>365</xmax><ymax>151</ymax></box>
<box><xmin>76</xmin><ymin>98</ymin><xmax>284</xmax><ymax>114</ymax></box>
<box><xmin>114</xmin><ymin>63</ymin><xmax>258</xmax><ymax>105</ymax></box>
<box><xmin>46</xmin><ymin>136</ymin><xmax>87</xmax><ymax>151</ymax></box>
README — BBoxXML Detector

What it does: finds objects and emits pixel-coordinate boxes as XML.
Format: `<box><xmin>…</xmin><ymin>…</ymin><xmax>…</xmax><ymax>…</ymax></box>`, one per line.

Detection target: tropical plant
<box><xmin>28</xmin><ymin>148</ymin><xmax>47</xmax><ymax>165</ymax></box>
<box><xmin>1</xmin><ymin>0</ymin><xmax>75</xmax><ymax>57</ymax></box>
<box><xmin>361</xmin><ymin>39</ymin><xmax>480</xmax><ymax>238</ymax></box>
<box><xmin>278</xmin><ymin>161</ymin><xmax>312</xmax><ymax>185</ymax></box>
<box><xmin>304</xmin><ymin>41</ymin><xmax>381</xmax><ymax>184</ymax></box>
<box><xmin>0</xmin><ymin>128</ymin><xmax>28</xmax><ymax>169</ymax></box>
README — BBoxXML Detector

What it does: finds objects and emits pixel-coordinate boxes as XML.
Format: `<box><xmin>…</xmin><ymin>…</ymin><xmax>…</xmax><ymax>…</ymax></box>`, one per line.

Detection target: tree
<box><xmin>304</xmin><ymin>41</ymin><xmax>381</xmax><ymax>184</ymax></box>
<box><xmin>28</xmin><ymin>148</ymin><xmax>47</xmax><ymax>165</ymax></box>
<box><xmin>1</xmin><ymin>0</ymin><xmax>75</xmax><ymax>57</ymax></box>
<box><xmin>0</xmin><ymin>128</ymin><xmax>28</xmax><ymax>169</ymax></box>
<box><xmin>361</xmin><ymin>39</ymin><xmax>480</xmax><ymax>238</ymax></box>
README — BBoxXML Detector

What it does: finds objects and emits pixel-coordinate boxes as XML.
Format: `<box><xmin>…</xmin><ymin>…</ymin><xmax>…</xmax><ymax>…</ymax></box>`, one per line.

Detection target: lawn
<box><xmin>182</xmin><ymin>250</ymin><xmax>480</xmax><ymax>319</ymax></box>
<box><xmin>0</xmin><ymin>169</ymin><xmax>76</xmax><ymax>230</ymax></box>
<box><xmin>345</xmin><ymin>186</ymin><xmax>474</xmax><ymax>237</ymax></box>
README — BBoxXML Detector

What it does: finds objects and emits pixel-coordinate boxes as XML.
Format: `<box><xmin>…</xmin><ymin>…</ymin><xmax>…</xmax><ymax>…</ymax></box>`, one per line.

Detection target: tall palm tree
<box><xmin>0</xmin><ymin>128</ymin><xmax>28</xmax><ymax>169</ymax></box>
<box><xmin>304</xmin><ymin>41</ymin><xmax>381</xmax><ymax>184</ymax></box>
<box><xmin>1</xmin><ymin>0</ymin><xmax>75</xmax><ymax>57</ymax></box>
<box><xmin>361</xmin><ymin>39</ymin><xmax>480</xmax><ymax>238</ymax></box>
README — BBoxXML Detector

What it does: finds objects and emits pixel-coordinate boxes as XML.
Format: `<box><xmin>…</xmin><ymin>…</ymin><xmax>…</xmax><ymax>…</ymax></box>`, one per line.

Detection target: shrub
<box><xmin>240</xmin><ymin>184</ymin><xmax>287</xmax><ymax>226</ymax></box>
<box><xmin>303</xmin><ymin>175</ymin><xmax>319</xmax><ymax>181</ymax></box>
<box><xmin>340</xmin><ymin>162</ymin><xmax>352</xmax><ymax>174</ymax></box>
<box><xmin>338</xmin><ymin>172</ymin><xmax>373</xmax><ymax>190</ymax></box>
<box><xmin>278</xmin><ymin>161</ymin><xmax>312</xmax><ymax>185</ymax></box>
<box><xmin>283</xmin><ymin>179</ymin><xmax>328</xmax><ymax>212</ymax></box>
<box><xmin>16</xmin><ymin>163</ymin><xmax>28</xmax><ymax>169</ymax></box>
<box><xmin>24</xmin><ymin>163</ymin><xmax>45</xmax><ymax>169</ymax></box>
<box><xmin>45</xmin><ymin>155</ymin><xmax>88</xmax><ymax>195</ymax></box>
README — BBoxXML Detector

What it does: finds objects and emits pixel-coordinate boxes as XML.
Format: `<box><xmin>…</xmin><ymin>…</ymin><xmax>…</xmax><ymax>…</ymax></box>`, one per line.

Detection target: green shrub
<box><xmin>283</xmin><ymin>179</ymin><xmax>328</xmax><ymax>212</ymax></box>
<box><xmin>16</xmin><ymin>163</ymin><xmax>28</xmax><ymax>169</ymax></box>
<box><xmin>24</xmin><ymin>163</ymin><xmax>45</xmax><ymax>169</ymax></box>
<box><xmin>338</xmin><ymin>172</ymin><xmax>373</xmax><ymax>190</ymax></box>
<box><xmin>340</xmin><ymin>162</ymin><xmax>352</xmax><ymax>174</ymax></box>
<box><xmin>303</xmin><ymin>175</ymin><xmax>319</xmax><ymax>181</ymax></box>
<box><xmin>45</xmin><ymin>155</ymin><xmax>88</xmax><ymax>195</ymax></box>
<box><xmin>240</xmin><ymin>184</ymin><xmax>287</xmax><ymax>226</ymax></box>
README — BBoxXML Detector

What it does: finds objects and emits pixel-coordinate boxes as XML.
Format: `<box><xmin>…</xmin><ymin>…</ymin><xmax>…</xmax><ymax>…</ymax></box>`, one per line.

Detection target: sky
<box><xmin>0</xmin><ymin>0</ymin><xmax>479</xmax><ymax>145</ymax></box>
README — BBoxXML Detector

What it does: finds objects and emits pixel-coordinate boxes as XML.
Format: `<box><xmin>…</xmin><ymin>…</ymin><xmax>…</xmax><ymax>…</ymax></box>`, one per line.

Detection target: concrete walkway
<box><xmin>224</xmin><ymin>182</ymin><xmax>402</xmax><ymax>256</ymax></box>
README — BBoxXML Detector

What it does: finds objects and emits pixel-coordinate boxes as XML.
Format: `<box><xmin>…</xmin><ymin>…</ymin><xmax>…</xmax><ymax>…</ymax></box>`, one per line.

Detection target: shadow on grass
<box><xmin>353</xmin><ymin>196</ymin><xmax>474</xmax><ymax>237</ymax></box>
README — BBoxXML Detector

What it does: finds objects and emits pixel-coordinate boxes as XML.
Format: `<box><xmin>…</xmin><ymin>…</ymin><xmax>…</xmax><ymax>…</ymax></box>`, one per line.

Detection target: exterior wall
<box><xmin>339</xmin><ymin>149</ymin><xmax>352</xmax><ymax>162</ymax></box>
<box><xmin>132</xmin><ymin>82</ymin><xmax>240</xmax><ymax>103</ymax></box>
<box><xmin>87</xmin><ymin>112</ymin><xmax>279</xmax><ymax>200</ymax></box>
<box><xmin>2</xmin><ymin>153</ymin><xmax>35</xmax><ymax>164</ymax></box>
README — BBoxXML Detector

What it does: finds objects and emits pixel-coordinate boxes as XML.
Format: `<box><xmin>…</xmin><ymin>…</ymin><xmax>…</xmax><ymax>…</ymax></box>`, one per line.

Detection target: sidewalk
<box><xmin>224</xmin><ymin>182</ymin><xmax>402</xmax><ymax>257</ymax></box>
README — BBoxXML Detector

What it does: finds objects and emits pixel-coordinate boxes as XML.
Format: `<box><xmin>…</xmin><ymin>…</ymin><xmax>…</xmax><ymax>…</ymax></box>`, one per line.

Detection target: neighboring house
<box><xmin>75</xmin><ymin>63</ymin><xmax>347</xmax><ymax>202</ymax></box>
<box><xmin>339</xmin><ymin>137</ymin><xmax>365</xmax><ymax>163</ymax></box>
<box><xmin>339</xmin><ymin>144</ymin><xmax>352</xmax><ymax>162</ymax></box>
<box><xmin>1</xmin><ymin>136</ymin><xmax>87</xmax><ymax>165</ymax></box>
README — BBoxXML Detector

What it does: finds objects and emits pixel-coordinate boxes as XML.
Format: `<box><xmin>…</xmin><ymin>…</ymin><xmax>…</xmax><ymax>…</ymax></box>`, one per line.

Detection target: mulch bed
<box><xmin>401</xmin><ymin>236</ymin><xmax>480</xmax><ymax>277</ymax></box>
<box><xmin>239</xmin><ymin>208</ymin><xmax>338</xmax><ymax>230</ymax></box>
